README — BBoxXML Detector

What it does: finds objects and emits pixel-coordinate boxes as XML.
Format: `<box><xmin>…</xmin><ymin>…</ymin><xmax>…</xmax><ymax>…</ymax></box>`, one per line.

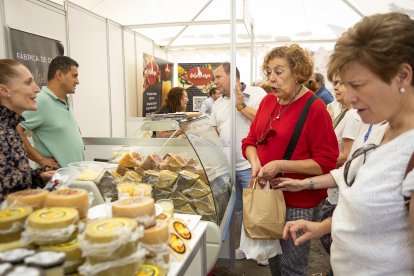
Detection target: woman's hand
<box><xmin>40</xmin><ymin>170</ymin><xmax>55</xmax><ymax>183</ymax></box>
<box><xmin>39</xmin><ymin>157</ymin><xmax>60</xmax><ymax>170</ymax></box>
<box><xmin>272</xmin><ymin>177</ymin><xmax>308</xmax><ymax>191</ymax></box>
<box><xmin>257</xmin><ymin>160</ymin><xmax>283</xmax><ymax>180</ymax></box>
<box><xmin>283</xmin><ymin>219</ymin><xmax>327</xmax><ymax>246</ymax></box>
<box><xmin>251</xmin><ymin>161</ymin><xmax>262</xmax><ymax>178</ymax></box>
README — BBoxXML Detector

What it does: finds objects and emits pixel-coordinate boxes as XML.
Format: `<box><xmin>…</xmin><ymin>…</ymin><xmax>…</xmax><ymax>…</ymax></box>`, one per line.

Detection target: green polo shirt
<box><xmin>20</xmin><ymin>86</ymin><xmax>84</xmax><ymax>167</ymax></box>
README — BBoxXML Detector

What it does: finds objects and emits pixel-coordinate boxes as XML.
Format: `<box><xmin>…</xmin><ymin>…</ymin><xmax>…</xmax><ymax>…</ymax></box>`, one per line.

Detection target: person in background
<box><xmin>211</xmin><ymin>62</ymin><xmax>267</xmax><ymax>264</ymax></box>
<box><xmin>278</xmin><ymin>12</ymin><xmax>414</xmax><ymax>275</ymax></box>
<box><xmin>241</xmin><ymin>44</ymin><xmax>338</xmax><ymax>275</ymax></box>
<box><xmin>17</xmin><ymin>56</ymin><xmax>84</xmax><ymax>169</ymax></box>
<box><xmin>0</xmin><ymin>59</ymin><xmax>54</xmax><ymax>202</ymax></box>
<box><xmin>201</xmin><ymin>87</ymin><xmax>221</xmax><ymax>116</ymax></box>
<box><xmin>330</xmin><ymin>75</ymin><xmax>361</xmax><ymax>167</ymax></box>
<box><xmin>154</xmin><ymin>86</ymin><xmax>189</xmax><ymax>138</ymax></box>
<box><xmin>309</xmin><ymin>72</ymin><xmax>334</xmax><ymax>106</ymax></box>
<box><xmin>304</xmin><ymin>78</ymin><xmax>318</xmax><ymax>93</ymax></box>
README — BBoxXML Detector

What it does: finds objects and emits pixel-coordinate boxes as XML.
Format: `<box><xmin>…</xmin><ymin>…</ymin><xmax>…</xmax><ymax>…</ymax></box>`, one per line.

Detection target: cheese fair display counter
<box><xmin>75</xmin><ymin>116</ymin><xmax>234</xmax><ymax>274</ymax></box>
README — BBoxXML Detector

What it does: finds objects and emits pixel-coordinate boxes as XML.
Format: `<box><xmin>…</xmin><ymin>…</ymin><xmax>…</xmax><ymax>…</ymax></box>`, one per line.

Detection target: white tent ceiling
<box><xmin>51</xmin><ymin>0</ymin><xmax>414</xmax><ymax>49</ymax></box>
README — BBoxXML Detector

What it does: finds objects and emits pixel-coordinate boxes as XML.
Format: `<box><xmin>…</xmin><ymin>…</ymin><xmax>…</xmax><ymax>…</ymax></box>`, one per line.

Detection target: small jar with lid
<box><xmin>24</xmin><ymin>251</ymin><xmax>65</xmax><ymax>276</ymax></box>
<box><xmin>0</xmin><ymin>248</ymin><xmax>35</xmax><ymax>265</ymax></box>
<box><xmin>5</xmin><ymin>265</ymin><xmax>44</xmax><ymax>276</ymax></box>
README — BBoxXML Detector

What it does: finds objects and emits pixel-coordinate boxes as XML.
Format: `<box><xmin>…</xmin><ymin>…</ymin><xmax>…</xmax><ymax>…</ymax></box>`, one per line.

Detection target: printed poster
<box><xmin>177</xmin><ymin>63</ymin><xmax>220</xmax><ymax>112</ymax></box>
<box><xmin>9</xmin><ymin>28</ymin><xmax>64</xmax><ymax>87</ymax></box>
<box><xmin>142</xmin><ymin>53</ymin><xmax>174</xmax><ymax>117</ymax></box>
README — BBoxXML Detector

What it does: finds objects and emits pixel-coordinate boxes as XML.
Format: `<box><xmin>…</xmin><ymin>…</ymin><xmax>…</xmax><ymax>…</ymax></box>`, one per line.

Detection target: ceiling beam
<box><xmin>125</xmin><ymin>19</ymin><xmax>244</xmax><ymax>29</ymax></box>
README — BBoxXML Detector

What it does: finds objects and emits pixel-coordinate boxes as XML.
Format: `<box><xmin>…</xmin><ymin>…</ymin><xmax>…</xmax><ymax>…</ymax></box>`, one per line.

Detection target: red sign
<box><xmin>165</xmin><ymin>64</ymin><xmax>171</xmax><ymax>78</ymax></box>
<box><xmin>186</xmin><ymin>67</ymin><xmax>213</xmax><ymax>86</ymax></box>
<box><xmin>146</xmin><ymin>62</ymin><xmax>159</xmax><ymax>85</ymax></box>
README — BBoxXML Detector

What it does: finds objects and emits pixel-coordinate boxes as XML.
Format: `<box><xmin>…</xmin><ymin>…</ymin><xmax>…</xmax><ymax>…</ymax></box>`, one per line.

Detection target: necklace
<box><xmin>275</xmin><ymin>85</ymin><xmax>303</xmax><ymax>119</ymax></box>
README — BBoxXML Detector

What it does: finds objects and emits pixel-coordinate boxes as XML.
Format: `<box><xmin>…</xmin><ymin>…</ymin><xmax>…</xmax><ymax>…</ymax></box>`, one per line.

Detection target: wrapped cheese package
<box><xmin>44</xmin><ymin>188</ymin><xmax>89</xmax><ymax>219</ymax></box>
<box><xmin>0</xmin><ymin>206</ymin><xmax>32</xmax><ymax>243</ymax></box>
<box><xmin>6</xmin><ymin>189</ymin><xmax>48</xmax><ymax>210</ymax></box>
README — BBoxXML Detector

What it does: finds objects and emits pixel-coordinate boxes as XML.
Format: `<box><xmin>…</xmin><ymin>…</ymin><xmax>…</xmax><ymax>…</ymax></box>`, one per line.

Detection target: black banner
<box><xmin>142</xmin><ymin>53</ymin><xmax>174</xmax><ymax>117</ymax></box>
<box><xmin>177</xmin><ymin>63</ymin><xmax>220</xmax><ymax>111</ymax></box>
<box><xmin>9</xmin><ymin>28</ymin><xmax>64</xmax><ymax>87</ymax></box>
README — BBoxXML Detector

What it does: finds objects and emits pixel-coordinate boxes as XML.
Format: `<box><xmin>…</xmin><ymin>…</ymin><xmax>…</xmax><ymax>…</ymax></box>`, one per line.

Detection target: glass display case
<box><xmin>81</xmin><ymin>115</ymin><xmax>232</xmax><ymax>225</ymax></box>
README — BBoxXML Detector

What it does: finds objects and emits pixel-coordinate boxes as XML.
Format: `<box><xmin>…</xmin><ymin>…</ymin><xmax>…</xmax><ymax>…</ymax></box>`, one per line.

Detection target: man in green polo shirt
<box><xmin>17</xmin><ymin>56</ymin><xmax>84</xmax><ymax>168</ymax></box>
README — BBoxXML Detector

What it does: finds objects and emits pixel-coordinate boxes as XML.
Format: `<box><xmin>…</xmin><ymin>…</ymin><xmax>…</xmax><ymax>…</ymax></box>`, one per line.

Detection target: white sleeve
<box><xmin>342</xmin><ymin>110</ymin><xmax>362</xmax><ymax>140</ymax></box>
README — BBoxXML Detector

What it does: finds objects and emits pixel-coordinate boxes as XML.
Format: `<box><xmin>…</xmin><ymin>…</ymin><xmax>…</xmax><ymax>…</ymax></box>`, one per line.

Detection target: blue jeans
<box><xmin>235</xmin><ymin>168</ymin><xmax>252</xmax><ymax>231</ymax></box>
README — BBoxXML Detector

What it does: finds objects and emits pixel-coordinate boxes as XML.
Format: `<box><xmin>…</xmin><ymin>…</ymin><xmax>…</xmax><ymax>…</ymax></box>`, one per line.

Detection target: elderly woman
<box><xmin>154</xmin><ymin>86</ymin><xmax>189</xmax><ymax>138</ymax></box>
<box><xmin>278</xmin><ymin>13</ymin><xmax>414</xmax><ymax>275</ymax></box>
<box><xmin>242</xmin><ymin>44</ymin><xmax>338</xmax><ymax>275</ymax></box>
<box><xmin>0</xmin><ymin>59</ymin><xmax>54</xmax><ymax>202</ymax></box>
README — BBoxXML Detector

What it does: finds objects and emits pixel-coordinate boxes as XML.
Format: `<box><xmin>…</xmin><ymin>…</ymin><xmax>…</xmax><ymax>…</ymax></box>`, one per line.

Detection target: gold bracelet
<box><xmin>309</xmin><ymin>177</ymin><xmax>315</xmax><ymax>190</ymax></box>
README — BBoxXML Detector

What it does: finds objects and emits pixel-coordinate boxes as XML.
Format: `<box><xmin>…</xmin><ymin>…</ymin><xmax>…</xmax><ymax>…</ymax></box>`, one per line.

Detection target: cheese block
<box><xmin>156</xmin><ymin>170</ymin><xmax>178</xmax><ymax>189</ymax></box>
<box><xmin>44</xmin><ymin>188</ymin><xmax>89</xmax><ymax>219</ymax></box>
<box><xmin>112</xmin><ymin>197</ymin><xmax>155</xmax><ymax>223</ymax></box>
<box><xmin>122</xmin><ymin>170</ymin><xmax>142</xmax><ymax>182</ymax></box>
<box><xmin>118</xmin><ymin>152</ymin><xmax>140</xmax><ymax>168</ymax></box>
<box><xmin>192</xmin><ymin>193</ymin><xmax>216</xmax><ymax>213</ymax></box>
<box><xmin>140</xmin><ymin>221</ymin><xmax>169</xmax><ymax>245</ymax></box>
<box><xmin>0</xmin><ymin>206</ymin><xmax>32</xmax><ymax>243</ymax></box>
<box><xmin>28</xmin><ymin>207</ymin><xmax>79</xmax><ymax>230</ymax></box>
<box><xmin>6</xmin><ymin>189</ymin><xmax>48</xmax><ymax>210</ymax></box>
<box><xmin>153</xmin><ymin>188</ymin><xmax>173</xmax><ymax>202</ymax></box>
<box><xmin>39</xmin><ymin>238</ymin><xmax>83</xmax><ymax>275</ymax></box>
<box><xmin>182</xmin><ymin>179</ymin><xmax>211</xmax><ymax>198</ymax></box>
<box><xmin>142</xmin><ymin>170</ymin><xmax>159</xmax><ymax>185</ymax></box>
<box><xmin>169</xmin><ymin>190</ymin><xmax>189</xmax><ymax>208</ymax></box>
<box><xmin>140</xmin><ymin>154</ymin><xmax>163</xmax><ymax>171</ymax></box>
<box><xmin>175</xmin><ymin>203</ymin><xmax>197</xmax><ymax>215</ymax></box>
<box><xmin>176</xmin><ymin>170</ymin><xmax>199</xmax><ymax>191</ymax></box>
<box><xmin>161</xmin><ymin>154</ymin><xmax>185</xmax><ymax>171</ymax></box>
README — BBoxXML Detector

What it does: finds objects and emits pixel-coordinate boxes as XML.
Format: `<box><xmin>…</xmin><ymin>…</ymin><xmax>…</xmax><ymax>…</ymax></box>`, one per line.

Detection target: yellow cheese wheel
<box><xmin>28</xmin><ymin>207</ymin><xmax>79</xmax><ymax>229</ymax></box>
<box><xmin>0</xmin><ymin>240</ymin><xmax>35</xmax><ymax>252</ymax></box>
<box><xmin>0</xmin><ymin>207</ymin><xmax>32</xmax><ymax>243</ymax></box>
<box><xmin>85</xmin><ymin>218</ymin><xmax>138</xmax><ymax>244</ymax></box>
<box><xmin>39</xmin><ymin>238</ymin><xmax>83</xmax><ymax>274</ymax></box>
<box><xmin>112</xmin><ymin>197</ymin><xmax>155</xmax><ymax>220</ymax></box>
<box><xmin>6</xmin><ymin>189</ymin><xmax>48</xmax><ymax>210</ymax></box>
<box><xmin>140</xmin><ymin>221</ymin><xmax>169</xmax><ymax>245</ymax></box>
<box><xmin>44</xmin><ymin>188</ymin><xmax>89</xmax><ymax>219</ymax></box>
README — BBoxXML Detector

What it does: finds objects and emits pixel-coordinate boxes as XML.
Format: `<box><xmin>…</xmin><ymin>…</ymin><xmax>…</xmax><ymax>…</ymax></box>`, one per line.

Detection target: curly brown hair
<box><xmin>327</xmin><ymin>12</ymin><xmax>414</xmax><ymax>85</ymax></box>
<box><xmin>159</xmin><ymin>86</ymin><xmax>187</xmax><ymax>113</ymax></box>
<box><xmin>262</xmin><ymin>44</ymin><xmax>314</xmax><ymax>84</ymax></box>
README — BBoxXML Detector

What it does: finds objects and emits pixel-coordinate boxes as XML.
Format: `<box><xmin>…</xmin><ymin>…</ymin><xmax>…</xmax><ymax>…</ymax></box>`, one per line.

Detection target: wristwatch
<box><xmin>237</xmin><ymin>102</ymin><xmax>246</xmax><ymax>111</ymax></box>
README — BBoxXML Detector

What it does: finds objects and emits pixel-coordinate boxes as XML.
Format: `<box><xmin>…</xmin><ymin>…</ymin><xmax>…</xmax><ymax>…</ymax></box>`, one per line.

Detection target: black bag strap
<box><xmin>282</xmin><ymin>95</ymin><xmax>318</xmax><ymax>160</ymax></box>
<box><xmin>404</xmin><ymin>152</ymin><xmax>414</xmax><ymax>209</ymax></box>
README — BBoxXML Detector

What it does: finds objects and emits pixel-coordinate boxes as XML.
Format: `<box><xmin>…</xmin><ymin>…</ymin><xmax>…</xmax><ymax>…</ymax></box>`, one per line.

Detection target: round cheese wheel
<box><xmin>28</xmin><ymin>207</ymin><xmax>79</xmax><ymax>230</ymax></box>
<box><xmin>0</xmin><ymin>206</ymin><xmax>32</xmax><ymax>243</ymax></box>
<box><xmin>141</xmin><ymin>221</ymin><xmax>169</xmax><ymax>245</ymax></box>
<box><xmin>6</xmin><ymin>189</ymin><xmax>48</xmax><ymax>210</ymax></box>
<box><xmin>112</xmin><ymin>197</ymin><xmax>155</xmax><ymax>221</ymax></box>
<box><xmin>44</xmin><ymin>188</ymin><xmax>89</xmax><ymax>219</ymax></box>
<box><xmin>85</xmin><ymin>218</ymin><xmax>137</xmax><ymax>244</ymax></box>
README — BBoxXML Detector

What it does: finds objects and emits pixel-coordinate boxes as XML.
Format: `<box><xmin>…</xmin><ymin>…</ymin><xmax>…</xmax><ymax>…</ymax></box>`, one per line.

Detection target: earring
<box><xmin>400</xmin><ymin>87</ymin><xmax>406</xmax><ymax>93</ymax></box>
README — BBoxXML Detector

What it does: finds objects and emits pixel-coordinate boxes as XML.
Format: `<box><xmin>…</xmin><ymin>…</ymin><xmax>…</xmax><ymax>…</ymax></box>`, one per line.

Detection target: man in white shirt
<box><xmin>210</xmin><ymin>62</ymin><xmax>266</xmax><ymax>261</ymax></box>
<box><xmin>201</xmin><ymin>87</ymin><xmax>221</xmax><ymax>116</ymax></box>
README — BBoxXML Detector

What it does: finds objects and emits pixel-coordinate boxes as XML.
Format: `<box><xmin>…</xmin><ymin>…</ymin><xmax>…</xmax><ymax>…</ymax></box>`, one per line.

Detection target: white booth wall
<box><xmin>0</xmin><ymin>0</ymin><xmax>168</xmax><ymax>138</ymax></box>
<box><xmin>0</xmin><ymin>0</ymin><xmax>334</xmax><ymax>139</ymax></box>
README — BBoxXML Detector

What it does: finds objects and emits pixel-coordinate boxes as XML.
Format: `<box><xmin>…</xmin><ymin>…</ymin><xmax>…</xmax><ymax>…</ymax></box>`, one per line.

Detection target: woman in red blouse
<box><xmin>242</xmin><ymin>44</ymin><xmax>338</xmax><ymax>275</ymax></box>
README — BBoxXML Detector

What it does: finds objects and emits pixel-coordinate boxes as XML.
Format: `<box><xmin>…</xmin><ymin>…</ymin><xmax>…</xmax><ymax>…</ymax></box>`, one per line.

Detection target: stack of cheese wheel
<box><xmin>0</xmin><ymin>206</ymin><xmax>32</xmax><ymax>243</ymax></box>
<box><xmin>27</xmin><ymin>207</ymin><xmax>79</xmax><ymax>245</ymax></box>
<box><xmin>44</xmin><ymin>188</ymin><xmax>89</xmax><ymax>219</ymax></box>
<box><xmin>112</xmin><ymin>197</ymin><xmax>156</xmax><ymax>228</ymax></box>
<box><xmin>39</xmin><ymin>238</ymin><xmax>84</xmax><ymax>275</ymax></box>
<box><xmin>140</xmin><ymin>220</ymin><xmax>169</xmax><ymax>266</ymax></box>
<box><xmin>6</xmin><ymin>189</ymin><xmax>48</xmax><ymax>210</ymax></box>
<box><xmin>81</xmin><ymin>218</ymin><xmax>141</xmax><ymax>276</ymax></box>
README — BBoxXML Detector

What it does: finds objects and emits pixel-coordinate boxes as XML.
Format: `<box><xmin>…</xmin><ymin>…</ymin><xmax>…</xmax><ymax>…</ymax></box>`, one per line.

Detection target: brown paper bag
<box><xmin>243</xmin><ymin>180</ymin><xmax>286</xmax><ymax>240</ymax></box>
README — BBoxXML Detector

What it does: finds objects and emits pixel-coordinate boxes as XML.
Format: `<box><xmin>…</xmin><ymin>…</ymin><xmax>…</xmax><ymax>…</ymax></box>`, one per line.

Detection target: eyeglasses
<box><xmin>343</xmin><ymin>144</ymin><xmax>378</xmax><ymax>186</ymax></box>
<box><xmin>257</xmin><ymin>122</ymin><xmax>276</xmax><ymax>145</ymax></box>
